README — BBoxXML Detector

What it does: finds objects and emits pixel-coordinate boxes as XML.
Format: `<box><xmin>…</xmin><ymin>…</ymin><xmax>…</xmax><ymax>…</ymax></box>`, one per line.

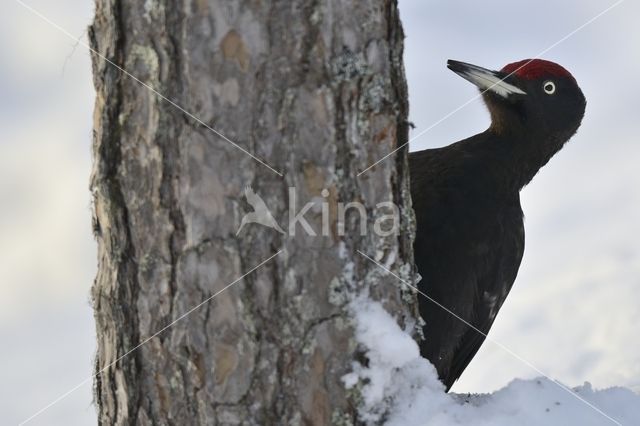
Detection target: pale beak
<box><xmin>447</xmin><ymin>59</ymin><xmax>527</xmax><ymax>98</ymax></box>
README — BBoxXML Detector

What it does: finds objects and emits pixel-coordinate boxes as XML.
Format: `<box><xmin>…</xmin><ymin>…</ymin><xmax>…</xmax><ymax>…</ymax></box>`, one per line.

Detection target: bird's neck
<box><xmin>476</xmin><ymin>128</ymin><xmax>570</xmax><ymax>191</ymax></box>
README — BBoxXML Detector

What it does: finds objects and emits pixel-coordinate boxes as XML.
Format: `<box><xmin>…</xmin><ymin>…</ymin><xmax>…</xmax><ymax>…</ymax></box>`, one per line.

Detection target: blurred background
<box><xmin>1</xmin><ymin>0</ymin><xmax>638</xmax><ymax>424</ymax></box>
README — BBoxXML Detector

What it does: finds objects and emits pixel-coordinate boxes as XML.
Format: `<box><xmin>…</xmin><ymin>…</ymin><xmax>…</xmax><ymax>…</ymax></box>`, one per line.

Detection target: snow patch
<box><xmin>346</xmin><ymin>297</ymin><xmax>640</xmax><ymax>425</ymax></box>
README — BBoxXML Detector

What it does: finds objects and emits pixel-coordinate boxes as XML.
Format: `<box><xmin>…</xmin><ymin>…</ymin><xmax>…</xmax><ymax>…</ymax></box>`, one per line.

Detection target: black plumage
<box><xmin>410</xmin><ymin>59</ymin><xmax>586</xmax><ymax>390</ymax></box>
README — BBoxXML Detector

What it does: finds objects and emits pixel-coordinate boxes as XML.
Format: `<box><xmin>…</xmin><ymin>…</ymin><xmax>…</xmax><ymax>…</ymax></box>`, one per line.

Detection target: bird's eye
<box><xmin>543</xmin><ymin>81</ymin><xmax>556</xmax><ymax>95</ymax></box>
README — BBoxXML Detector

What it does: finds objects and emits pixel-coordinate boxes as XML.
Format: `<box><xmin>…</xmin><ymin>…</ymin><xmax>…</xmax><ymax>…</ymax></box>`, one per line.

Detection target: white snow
<box><xmin>345</xmin><ymin>297</ymin><xmax>640</xmax><ymax>426</ymax></box>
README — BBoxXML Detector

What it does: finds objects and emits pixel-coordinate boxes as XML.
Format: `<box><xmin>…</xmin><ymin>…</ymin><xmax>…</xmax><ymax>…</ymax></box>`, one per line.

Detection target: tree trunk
<box><xmin>89</xmin><ymin>0</ymin><xmax>416</xmax><ymax>424</ymax></box>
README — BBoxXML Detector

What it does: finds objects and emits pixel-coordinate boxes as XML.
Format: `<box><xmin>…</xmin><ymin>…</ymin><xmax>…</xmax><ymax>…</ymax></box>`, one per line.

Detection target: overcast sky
<box><xmin>1</xmin><ymin>0</ymin><xmax>638</xmax><ymax>424</ymax></box>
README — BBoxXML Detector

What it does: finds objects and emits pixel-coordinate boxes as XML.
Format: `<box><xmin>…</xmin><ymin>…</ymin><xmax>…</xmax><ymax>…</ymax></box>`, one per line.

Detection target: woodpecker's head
<box><xmin>447</xmin><ymin>59</ymin><xmax>586</xmax><ymax>142</ymax></box>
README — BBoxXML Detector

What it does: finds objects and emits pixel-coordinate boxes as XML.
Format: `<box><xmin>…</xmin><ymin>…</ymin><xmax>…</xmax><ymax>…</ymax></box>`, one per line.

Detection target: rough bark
<box><xmin>89</xmin><ymin>1</ymin><xmax>416</xmax><ymax>424</ymax></box>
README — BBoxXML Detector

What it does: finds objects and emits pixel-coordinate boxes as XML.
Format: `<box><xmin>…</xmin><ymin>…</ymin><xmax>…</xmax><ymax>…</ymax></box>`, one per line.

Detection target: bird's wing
<box><xmin>443</xmin><ymin>212</ymin><xmax>524</xmax><ymax>389</ymax></box>
<box><xmin>410</xmin><ymin>147</ymin><xmax>525</xmax><ymax>390</ymax></box>
<box><xmin>245</xmin><ymin>185</ymin><xmax>273</xmax><ymax>212</ymax></box>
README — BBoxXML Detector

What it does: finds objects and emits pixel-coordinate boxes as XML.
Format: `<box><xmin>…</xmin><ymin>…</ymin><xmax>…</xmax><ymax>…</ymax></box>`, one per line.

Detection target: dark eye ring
<box><xmin>543</xmin><ymin>81</ymin><xmax>556</xmax><ymax>95</ymax></box>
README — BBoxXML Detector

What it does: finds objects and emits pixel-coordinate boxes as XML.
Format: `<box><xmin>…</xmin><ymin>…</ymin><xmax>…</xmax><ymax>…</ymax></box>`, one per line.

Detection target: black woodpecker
<box><xmin>410</xmin><ymin>59</ymin><xmax>586</xmax><ymax>391</ymax></box>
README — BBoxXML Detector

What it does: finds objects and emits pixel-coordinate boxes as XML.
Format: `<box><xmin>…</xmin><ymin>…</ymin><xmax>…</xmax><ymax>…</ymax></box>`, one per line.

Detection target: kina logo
<box><xmin>236</xmin><ymin>185</ymin><xmax>285</xmax><ymax>235</ymax></box>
